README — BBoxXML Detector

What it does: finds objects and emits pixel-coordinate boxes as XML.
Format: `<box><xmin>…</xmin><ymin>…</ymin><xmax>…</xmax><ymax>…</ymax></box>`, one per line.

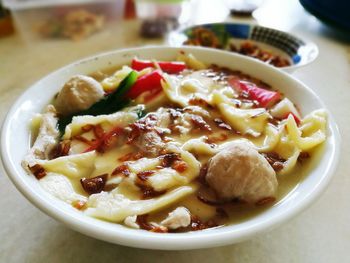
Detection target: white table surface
<box><xmin>1</xmin><ymin>0</ymin><xmax>349</xmax><ymax>262</ymax></box>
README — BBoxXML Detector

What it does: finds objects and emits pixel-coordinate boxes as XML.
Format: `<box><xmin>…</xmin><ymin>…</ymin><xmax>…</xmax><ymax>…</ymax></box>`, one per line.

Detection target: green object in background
<box><xmin>211</xmin><ymin>24</ymin><xmax>230</xmax><ymax>47</ymax></box>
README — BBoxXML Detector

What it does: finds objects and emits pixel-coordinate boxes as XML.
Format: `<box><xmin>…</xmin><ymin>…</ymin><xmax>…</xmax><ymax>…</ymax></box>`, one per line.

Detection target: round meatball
<box><xmin>206</xmin><ymin>141</ymin><xmax>278</xmax><ymax>204</ymax></box>
<box><xmin>54</xmin><ymin>75</ymin><xmax>104</xmax><ymax>116</ymax></box>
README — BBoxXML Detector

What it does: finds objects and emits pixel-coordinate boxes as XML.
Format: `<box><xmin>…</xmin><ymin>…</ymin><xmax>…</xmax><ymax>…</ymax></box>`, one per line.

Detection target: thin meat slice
<box><xmin>134</xmin><ymin>130</ymin><xmax>166</xmax><ymax>157</ymax></box>
<box><xmin>22</xmin><ymin>105</ymin><xmax>60</xmax><ymax>171</ymax></box>
<box><xmin>161</xmin><ymin>207</ymin><xmax>191</xmax><ymax>229</ymax></box>
<box><xmin>229</xmin><ymin>78</ymin><xmax>280</xmax><ymax>108</ymax></box>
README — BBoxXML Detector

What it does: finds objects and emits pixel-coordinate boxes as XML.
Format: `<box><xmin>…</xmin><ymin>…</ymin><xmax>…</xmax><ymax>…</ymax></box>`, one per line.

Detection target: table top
<box><xmin>1</xmin><ymin>0</ymin><xmax>349</xmax><ymax>262</ymax></box>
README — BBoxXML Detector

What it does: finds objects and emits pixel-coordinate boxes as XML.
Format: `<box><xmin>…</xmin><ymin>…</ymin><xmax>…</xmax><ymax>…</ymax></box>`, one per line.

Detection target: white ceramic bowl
<box><xmin>1</xmin><ymin>46</ymin><xmax>340</xmax><ymax>250</ymax></box>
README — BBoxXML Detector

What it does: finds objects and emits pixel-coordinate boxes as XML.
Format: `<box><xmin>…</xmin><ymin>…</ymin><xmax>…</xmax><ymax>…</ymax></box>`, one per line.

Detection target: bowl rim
<box><xmin>168</xmin><ymin>22</ymin><xmax>319</xmax><ymax>72</ymax></box>
<box><xmin>0</xmin><ymin>46</ymin><xmax>340</xmax><ymax>250</ymax></box>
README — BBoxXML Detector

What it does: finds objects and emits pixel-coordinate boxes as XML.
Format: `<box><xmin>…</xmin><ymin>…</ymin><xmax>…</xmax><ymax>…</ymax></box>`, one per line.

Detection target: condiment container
<box><xmin>135</xmin><ymin>0</ymin><xmax>190</xmax><ymax>38</ymax></box>
<box><xmin>0</xmin><ymin>5</ymin><xmax>14</xmax><ymax>37</ymax></box>
<box><xmin>2</xmin><ymin>0</ymin><xmax>126</xmax><ymax>42</ymax></box>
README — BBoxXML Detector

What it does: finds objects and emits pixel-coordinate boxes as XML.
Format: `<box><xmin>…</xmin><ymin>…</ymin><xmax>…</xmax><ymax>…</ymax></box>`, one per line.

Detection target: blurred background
<box><xmin>1</xmin><ymin>0</ymin><xmax>348</xmax><ymax>43</ymax></box>
<box><xmin>1</xmin><ymin>0</ymin><xmax>349</xmax><ymax>76</ymax></box>
<box><xmin>1</xmin><ymin>0</ymin><xmax>349</xmax><ymax>94</ymax></box>
<box><xmin>0</xmin><ymin>0</ymin><xmax>349</xmax><ymax>63</ymax></box>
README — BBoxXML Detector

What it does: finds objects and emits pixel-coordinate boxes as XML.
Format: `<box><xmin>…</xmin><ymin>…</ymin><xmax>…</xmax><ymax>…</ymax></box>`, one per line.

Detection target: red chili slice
<box><xmin>143</xmin><ymin>88</ymin><xmax>163</xmax><ymax>103</ymax></box>
<box><xmin>127</xmin><ymin>70</ymin><xmax>164</xmax><ymax>100</ymax></box>
<box><xmin>131</xmin><ymin>58</ymin><xmax>186</xmax><ymax>74</ymax></box>
<box><xmin>228</xmin><ymin>78</ymin><xmax>281</xmax><ymax>108</ymax></box>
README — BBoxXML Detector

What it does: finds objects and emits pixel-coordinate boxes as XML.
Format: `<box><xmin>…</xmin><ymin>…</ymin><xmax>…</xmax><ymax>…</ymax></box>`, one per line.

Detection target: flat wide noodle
<box><xmin>182</xmin><ymin>136</ymin><xmax>218</xmax><ymax>156</ymax></box>
<box><xmin>127</xmin><ymin>144</ymin><xmax>200</xmax><ymax>191</ymax></box>
<box><xmin>85</xmin><ymin>185</ymin><xmax>196</xmax><ymax>222</ymax></box>
<box><xmin>255</xmin><ymin>124</ymin><xmax>281</xmax><ymax>153</ymax></box>
<box><xmin>40</xmin><ymin>173</ymin><xmax>87</xmax><ymax>204</ymax></box>
<box><xmin>218</xmin><ymin>103</ymin><xmax>270</xmax><ymax>137</ymax></box>
<box><xmin>63</xmin><ymin>108</ymin><xmax>139</xmax><ymax>139</ymax></box>
<box><xmin>286</xmin><ymin>113</ymin><xmax>326</xmax><ymax>151</ymax></box>
<box><xmin>37</xmin><ymin>151</ymin><xmax>97</xmax><ymax>178</ymax></box>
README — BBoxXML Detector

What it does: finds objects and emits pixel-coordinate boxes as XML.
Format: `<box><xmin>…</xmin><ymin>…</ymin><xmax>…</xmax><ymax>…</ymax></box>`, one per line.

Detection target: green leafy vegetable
<box><xmin>58</xmin><ymin>71</ymin><xmax>138</xmax><ymax>133</ymax></box>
